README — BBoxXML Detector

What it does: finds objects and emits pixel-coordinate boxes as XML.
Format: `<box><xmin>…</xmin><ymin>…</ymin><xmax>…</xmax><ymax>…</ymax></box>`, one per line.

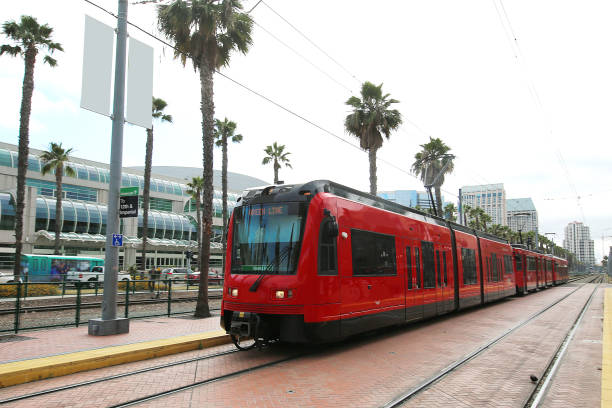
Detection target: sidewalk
<box><xmin>0</xmin><ymin>314</ymin><xmax>228</xmax><ymax>387</ymax></box>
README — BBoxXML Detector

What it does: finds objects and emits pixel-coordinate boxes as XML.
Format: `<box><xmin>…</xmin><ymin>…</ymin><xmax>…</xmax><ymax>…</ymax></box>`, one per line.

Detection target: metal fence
<box><xmin>0</xmin><ymin>279</ymin><xmax>222</xmax><ymax>334</ymax></box>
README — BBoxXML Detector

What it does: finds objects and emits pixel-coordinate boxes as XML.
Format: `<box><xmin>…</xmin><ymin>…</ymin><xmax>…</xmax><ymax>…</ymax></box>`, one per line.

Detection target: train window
<box><xmin>421</xmin><ymin>241</ymin><xmax>435</xmax><ymax>288</ymax></box>
<box><xmin>491</xmin><ymin>254</ymin><xmax>498</xmax><ymax>282</ymax></box>
<box><xmin>443</xmin><ymin>251</ymin><xmax>448</xmax><ymax>286</ymax></box>
<box><xmin>351</xmin><ymin>229</ymin><xmax>396</xmax><ymax>276</ymax></box>
<box><xmin>505</xmin><ymin>255</ymin><xmax>513</xmax><ymax>275</ymax></box>
<box><xmin>461</xmin><ymin>248</ymin><xmax>477</xmax><ymax>285</ymax></box>
<box><xmin>527</xmin><ymin>257</ymin><xmax>536</xmax><ymax>271</ymax></box>
<box><xmin>318</xmin><ymin>218</ymin><xmax>338</xmax><ymax>276</ymax></box>
<box><xmin>436</xmin><ymin>250</ymin><xmax>441</xmax><ymax>287</ymax></box>
<box><xmin>406</xmin><ymin>247</ymin><xmax>412</xmax><ymax>290</ymax></box>
<box><xmin>415</xmin><ymin>247</ymin><xmax>421</xmax><ymax>288</ymax></box>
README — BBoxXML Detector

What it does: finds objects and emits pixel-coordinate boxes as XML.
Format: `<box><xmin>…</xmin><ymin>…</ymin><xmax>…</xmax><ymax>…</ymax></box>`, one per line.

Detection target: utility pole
<box><xmin>458</xmin><ymin>188</ymin><xmax>462</xmax><ymax>225</ymax></box>
<box><xmin>89</xmin><ymin>0</ymin><xmax>130</xmax><ymax>336</ymax></box>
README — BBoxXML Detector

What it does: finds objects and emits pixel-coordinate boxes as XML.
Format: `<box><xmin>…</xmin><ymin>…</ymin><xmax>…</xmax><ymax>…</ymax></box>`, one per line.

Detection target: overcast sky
<box><xmin>1</xmin><ymin>0</ymin><xmax>611</xmax><ymax>261</ymax></box>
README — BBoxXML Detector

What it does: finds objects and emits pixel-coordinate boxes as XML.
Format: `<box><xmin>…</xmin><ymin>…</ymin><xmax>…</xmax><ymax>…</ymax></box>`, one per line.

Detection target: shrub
<box><xmin>0</xmin><ymin>283</ymin><xmax>60</xmax><ymax>298</ymax></box>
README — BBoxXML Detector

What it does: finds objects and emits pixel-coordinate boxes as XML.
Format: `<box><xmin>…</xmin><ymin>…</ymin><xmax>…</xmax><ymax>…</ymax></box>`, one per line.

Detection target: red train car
<box><xmin>221</xmin><ymin>181</ymin><xmax>517</xmax><ymax>346</ymax></box>
<box><xmin>512</xmin><ymin>246</ymin><xmax>538</xmax><ymax>295</ymax></box>
<box><xmin>552</xmin><ymin>256</ymin><xmax>569</xmax><ymax>284</ymax></box>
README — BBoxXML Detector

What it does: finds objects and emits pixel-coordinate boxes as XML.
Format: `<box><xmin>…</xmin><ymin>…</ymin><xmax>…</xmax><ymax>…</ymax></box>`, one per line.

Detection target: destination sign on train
<box><xmin>248</xmin><ymin>205</ymin><xmax>288</xmax><ymax>216</ymax></box>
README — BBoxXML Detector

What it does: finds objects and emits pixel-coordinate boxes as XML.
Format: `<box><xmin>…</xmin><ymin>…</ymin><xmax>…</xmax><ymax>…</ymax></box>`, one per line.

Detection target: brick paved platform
<box><xmin>0</xmin><ymin>315</ymin><xmax>227</xmax><ymax>387</ymax></box>
<box><xmin>0</xmin><ymin>283</ymin><xmax>608</xmax><ymax>408</ymax></box>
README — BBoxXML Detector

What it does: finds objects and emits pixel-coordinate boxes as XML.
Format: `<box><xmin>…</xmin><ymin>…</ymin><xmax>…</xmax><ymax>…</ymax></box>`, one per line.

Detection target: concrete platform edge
<box><xmin>602</xmin><ymin>288</ymin><xmax>612</xmax><ymax>408</ymax></box>
<box><xmin>0</xmin><ymin>329</ymin><xmax>230</xmax><ymax>388</ymax></box>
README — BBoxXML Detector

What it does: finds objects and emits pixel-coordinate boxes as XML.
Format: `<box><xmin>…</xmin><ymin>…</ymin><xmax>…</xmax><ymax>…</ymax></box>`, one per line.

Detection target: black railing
<box><xmin>0</xmin><ymin>279</ymin><xmax>223</xmax><ymax>334</ymax></box>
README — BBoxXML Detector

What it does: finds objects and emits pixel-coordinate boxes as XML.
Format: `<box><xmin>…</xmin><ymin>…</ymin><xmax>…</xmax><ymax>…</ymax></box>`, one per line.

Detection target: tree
<box><xmin>411</xmin><ymin>137</ymin><xmax>454</xmax><ymax>215</ymax></box>
<box><xmin>443</xmin><ymin>203</ymin><xmax>457</xmax><ymax>222</ymax></box>
<box><xmin>262</xmin><ymin>142</ymin><xmax>291</xmax><ymax>184</ymax></box>
<box><xmin>344</xmin><ymin>81</ymin><xmax>402</xmax><ymax>195</ymax></box>
<box><xmin>158</xmin><ymin>0</ymin><xmax>253</xmax><ymax>317</ymax></box>
<box><xmin>142</xmin><ymin>97</ymin><xmax>172</xmax><ymax>271</ymax></box>
<box><xmin>214</xmin><ymin>117</ymin><xmax>242</xmax><ymax>273</ymax></box>
<box><xmin>186</xmin><ymin>176</ymin><xmax>204</xmax><ymax>274</ymax></box>
<box><xmin>2</xmin><ymin>15</ymin><xmax>63</xmax><ymax>276</ymax></box>
<box><xmin>39</xmin><ymin>143</ymin><xmax>75</xmax><ymax>255</ymax></box>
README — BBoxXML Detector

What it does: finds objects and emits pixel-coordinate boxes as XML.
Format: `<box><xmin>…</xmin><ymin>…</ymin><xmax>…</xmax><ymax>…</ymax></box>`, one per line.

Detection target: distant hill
<box><xmin>125</xmin><ymin>166</ymin><xmax>269</xmax><ymax>192</ymax></box>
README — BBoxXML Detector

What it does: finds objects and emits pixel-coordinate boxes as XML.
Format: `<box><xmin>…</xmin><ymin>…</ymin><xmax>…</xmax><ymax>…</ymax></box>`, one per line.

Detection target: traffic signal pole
<box><xmin>88</xmin><ymin>0</ymin><xmax>130</xmax><ymax>336</ymax></box>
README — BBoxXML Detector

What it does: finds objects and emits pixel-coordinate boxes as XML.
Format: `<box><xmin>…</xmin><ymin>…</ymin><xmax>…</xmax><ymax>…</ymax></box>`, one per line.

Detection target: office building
<box><xmin>506</xmin><ymin>198</ymin><xmax>538</xmax><ymax>234</ymax></box>
<box><xmin>460</xmin><ymin>184</ymin><xmax>506</xmax><ymax>226</ymax></box>
<box><xmin>563</xmin><ymin>221</ymin><xmax>596</xmax><ymax>265</ymax></box>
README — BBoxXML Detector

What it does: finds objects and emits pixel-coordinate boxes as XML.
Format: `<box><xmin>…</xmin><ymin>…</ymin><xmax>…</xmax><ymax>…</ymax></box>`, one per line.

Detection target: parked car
<box><xmin>185</xmin><ymin>269</ymin><xmax>223</xmax><ymax>285</ymax></box>
<box><xmin>0</xmin><ymin>272</ymin><xmax>21</xmax><ymax>284</ymax></box>
<box><xmin>187</xmin><ymin>270</ymin><xmax>200</xmax><ymax>284</ymax></box>
<box><xmin>161</xmin><ymin>267</ymin><xmax>192</xmax><ymax>281</ymax></box>
<box><xmin>66</xmin><ymin>266</ymin><xmax>131</xmax><ymax>288</ymax></box>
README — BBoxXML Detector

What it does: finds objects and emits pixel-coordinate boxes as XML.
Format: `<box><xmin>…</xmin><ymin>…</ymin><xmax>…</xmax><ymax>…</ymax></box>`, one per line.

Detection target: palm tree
<box><xmin>186</xmin><ymin>177</ymin><xmax>204</xmax><ymax>273</ymax></box>
<box><xmin>262</xmin><ymin>142</ymin><xmax>291</xmax><ymax>184</ymax></box>
<box><xmin>158</xmin><ymin>0</ymin><xmax>253</xmax><ymax>318</ymax></box>
<box><xmin>443</xmin><ymin>203</ymin><xmax>457</xmax><ymax>222</ymax></box>
<box><xmin>142</xmin><ymin>97</ymin><xmax>172</xmax><ymax>271</ymax></box>
<box><xmin>344</xmin><ymin>81</ymin><xmax>402</xmax><ymax>195</ymax></box>
<box><xmin>214</xmin><ymin>117</ymin><xmax>242</xmax><ymax>273</ymax></box>
<box><xmin>40</xmin><ymin>143</ymin><xmax>75</xmax><ymax>255</ymax></box>
<box><xmin>2</xmin><ymin>16</ymin><xmax>63</xmax><ymax>276</ymax></box>
<box><xmin>411</xmin><ymin>137</ymin><xmax>454</xmax><ymax>216</ymax></box>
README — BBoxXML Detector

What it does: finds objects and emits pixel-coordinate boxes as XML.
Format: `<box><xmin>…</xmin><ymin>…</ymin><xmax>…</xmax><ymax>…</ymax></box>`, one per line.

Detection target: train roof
<box><xmin>239</xmin><ymin>180</ymin><xmax>508</xmax><ymax>244</ymax></box>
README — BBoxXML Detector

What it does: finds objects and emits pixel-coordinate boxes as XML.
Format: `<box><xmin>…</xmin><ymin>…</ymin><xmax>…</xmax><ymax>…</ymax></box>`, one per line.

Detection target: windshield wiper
<box><xmin>249</xmin><ymin>228</ymin><xmax>294</xmax><ymax>293</ymax></box>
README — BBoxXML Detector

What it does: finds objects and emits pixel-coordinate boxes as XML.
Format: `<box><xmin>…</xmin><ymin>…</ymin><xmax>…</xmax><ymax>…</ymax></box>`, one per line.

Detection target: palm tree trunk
<box><xmin>221</xmin><ymin>136</ymin><xmax>228</xmax><ymax>276</ymax></box>
<box><xmin>434</xmin><ymin>185</ymin><xmax>443</xmax><ymax>217</ymax></box>
<box><xmin>54</xmin><ymin>166</ymin><xmax>63</xmax><ymax>255</ymax></box>
<box><xmin>13</xmin><ymin>46</ymin><xmax>37</xmax><ymax>277</ymax></box>
<box><xmin>368</xmin><ymin>147</ymin><xmax>377</xmax><ymax>195</ymax></box>
<box><xmin>142</xmin><ymin>127</ymin><xmax>153</xmax><ymax>270</ymax></box>
<box><xmin>273</xmin><ymin>160</ymin><xmax>279</xmax><ymax>184</ymax></box>
<box><xmin>196</xmin><ymin>62</ymin><xmax>213</xmax><ymax>318</ymax></box>
<box><xmin>195</xmin><ymin>195</ymin><xmax>201</xmax><ymax>269</ymax></box>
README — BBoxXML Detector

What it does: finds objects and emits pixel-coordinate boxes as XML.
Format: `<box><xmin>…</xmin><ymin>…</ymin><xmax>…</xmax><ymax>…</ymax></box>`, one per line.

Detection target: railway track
<box><xmin>0</xmin><ymin>291</ymin><xmax>222</xmax><ymax>315</ymax></box>
<box><xmin>0</xmin><ymin>347</ymin><xmax>240</xmax><ymax>405</ymax></box>
<box><xmin>381</xmin><ymin>274</ymin><xmax>603</xmax><ymax>408</ymax></box>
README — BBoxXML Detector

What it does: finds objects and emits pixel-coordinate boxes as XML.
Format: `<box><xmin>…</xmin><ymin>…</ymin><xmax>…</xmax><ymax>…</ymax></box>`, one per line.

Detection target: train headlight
<box><xmin>274</xmin><ymin>289</ymin><xmax>294</xmax><ymax>299</ymax></box>
<box><xmin>230</xmin><ymin>288</ymin><xmax>238</xmax><ymax>297</ymax></box>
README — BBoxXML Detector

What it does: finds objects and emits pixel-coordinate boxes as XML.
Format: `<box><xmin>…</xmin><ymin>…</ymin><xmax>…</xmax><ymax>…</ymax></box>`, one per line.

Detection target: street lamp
<box><xmin>545</xmin><ymin>232</ymin><xmax>556</xmax><ymax>255</ymax></box>
<box><xmin>511</xmin><ymin>212</ymin><xmax>532</xmax><ymax>245</ymax></box>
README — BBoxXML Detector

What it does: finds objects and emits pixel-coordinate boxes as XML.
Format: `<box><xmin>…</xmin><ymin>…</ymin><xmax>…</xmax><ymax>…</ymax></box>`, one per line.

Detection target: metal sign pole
<box><xmin>89</xmin><ymin>0</ymin><xmax>129</xmax><ymax>335</ymax></box>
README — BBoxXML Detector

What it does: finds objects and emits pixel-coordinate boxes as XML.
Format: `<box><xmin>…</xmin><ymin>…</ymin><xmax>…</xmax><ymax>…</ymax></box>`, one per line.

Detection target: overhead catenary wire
<box><xmin>492</xmin><ymin>0</ymin><xmax>586</xmax><ymax>224</ymax></box>
<box><xmin>81</xmin><ymin>0</ymin><xmax>460</xmax><ymax>200</ymax></box>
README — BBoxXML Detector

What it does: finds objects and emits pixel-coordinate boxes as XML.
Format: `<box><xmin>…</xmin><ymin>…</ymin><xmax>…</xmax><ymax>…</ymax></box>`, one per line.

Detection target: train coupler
<box><xmin>229</xmin><ymin>311</ymin><xmax>260</xmax><ymax>338</ymax></box>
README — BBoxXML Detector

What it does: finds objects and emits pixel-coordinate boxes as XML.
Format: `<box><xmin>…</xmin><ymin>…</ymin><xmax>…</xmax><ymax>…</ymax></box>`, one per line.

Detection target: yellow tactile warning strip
<box><xmin>603</xmin><ymin>288</ymin><xmax>612</xmax><ymax>408</ymax></box>
<box><xmin>0</xmin><ymin>329</ymin><xmax>229</xmax><ymax>388</ymax></box>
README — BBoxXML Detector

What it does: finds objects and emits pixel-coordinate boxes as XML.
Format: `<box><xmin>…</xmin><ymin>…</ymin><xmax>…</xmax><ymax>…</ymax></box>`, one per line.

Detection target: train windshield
<box><xmin>231</xmin><ymin>202</ymin><xmax>305</xmax><ymax>275</ymax></box>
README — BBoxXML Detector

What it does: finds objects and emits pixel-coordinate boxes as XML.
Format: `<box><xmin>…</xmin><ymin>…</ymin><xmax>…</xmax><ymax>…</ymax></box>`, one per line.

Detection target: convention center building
<box><xmin>0</xmin><ymin>141</ymin><xmax>268</xmax><ymax>272</ymax></box>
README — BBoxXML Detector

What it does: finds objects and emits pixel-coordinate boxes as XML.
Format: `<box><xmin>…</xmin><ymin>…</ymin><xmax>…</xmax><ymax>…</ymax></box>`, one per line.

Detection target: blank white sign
<box><xmin>126</xmin><ymin>37</ymin><xmax>154</xmax><ymax>129</ymax></box>
<box><xmin>80</xmin><ymin>15</ymin><xmax>114</xmax><ymax>117</ymax></box>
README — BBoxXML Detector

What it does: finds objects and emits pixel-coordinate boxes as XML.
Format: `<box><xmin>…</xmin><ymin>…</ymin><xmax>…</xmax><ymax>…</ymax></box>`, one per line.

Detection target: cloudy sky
<box><xmin>1</xmin><ymin>0</ymin><xmax>611</xmax><ymax>261</ymax></box>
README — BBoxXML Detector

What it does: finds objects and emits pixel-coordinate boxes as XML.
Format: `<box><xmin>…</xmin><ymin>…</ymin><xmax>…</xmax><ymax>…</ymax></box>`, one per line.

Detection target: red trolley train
<box><xmin>221</xmin><ymin>181</ymin><xmax>565</xmax><ymax>346</ymax></box>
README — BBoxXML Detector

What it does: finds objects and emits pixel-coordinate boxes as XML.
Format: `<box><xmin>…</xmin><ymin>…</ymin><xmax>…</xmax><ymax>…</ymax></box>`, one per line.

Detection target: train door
<box><xmin>421</xmin><ymin>241</ymin><xmax>437</xmax><ymax>318</ymax></box>
<box><xmin>435</xmin><ymin>245</ymin><xmax>447</xmax><ymax>315</ymax></box>
<box><xmin>317</xmin><ymin>204</ymin><xmax>341</xmax><ymax>317</ymax></box>
<box><xmin>404</xmin><ymin>242</ymin><xmax>423</xmax><ymax>322</ymax></box>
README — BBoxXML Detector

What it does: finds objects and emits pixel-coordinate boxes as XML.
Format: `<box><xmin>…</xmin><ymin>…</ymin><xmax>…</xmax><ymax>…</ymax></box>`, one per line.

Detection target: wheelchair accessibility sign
<box><xmin>112</xmin><ymin>234</ymin><xmax>123</xmax><ymax>247</ymax></box>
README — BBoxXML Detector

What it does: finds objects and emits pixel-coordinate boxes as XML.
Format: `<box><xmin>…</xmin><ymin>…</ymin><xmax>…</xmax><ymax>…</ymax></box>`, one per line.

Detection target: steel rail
<box><xmin>381</xmin><ymin>275</ymin><xmax>600</xmax><ymax>408</ymax></box>
<box><xmin>524</xmin><ymin>275</ymin><xmax>603</xmax><ymax>407</ymax></box>
<box><xmin>109</xmin><ymin>352</ymin><xmax>309</xmax><ymax>408</ymax></box>
<box><xmin>0</xmin><ymin>348</ymin><xmax>239</xmax><ymax>404</ymax></box>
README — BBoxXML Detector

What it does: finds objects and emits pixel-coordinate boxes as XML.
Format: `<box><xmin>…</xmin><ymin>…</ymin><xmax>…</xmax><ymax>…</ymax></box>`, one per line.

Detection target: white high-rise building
<box><xmin>460</xmin><ymin>184</ymin><xmax>506</xmax><ymax>226</ymax></box>
<box><xmin>507</xmin><ymin>198</ymin><xmax>538</xmax><ymax>234</ymax></box>
<box><xmin>563</xmin><ymin>221</ymin><xmax>596</xmax><ymax>265</ymax></box>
